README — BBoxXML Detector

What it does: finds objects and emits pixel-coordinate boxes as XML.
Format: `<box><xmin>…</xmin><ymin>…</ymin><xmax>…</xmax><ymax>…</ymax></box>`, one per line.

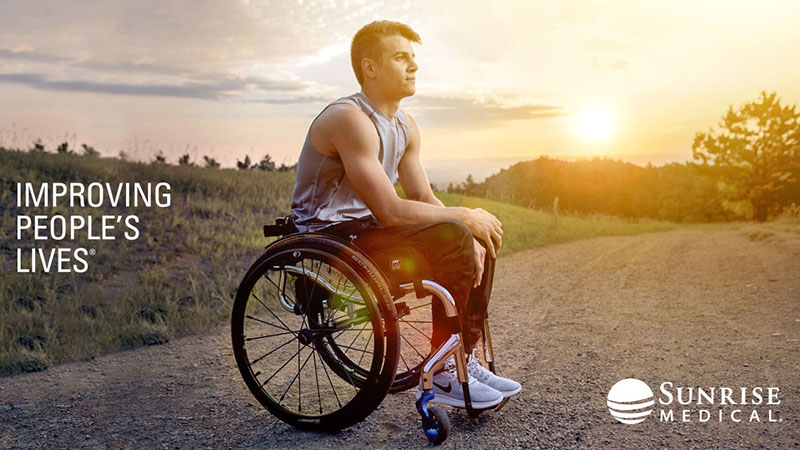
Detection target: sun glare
<box><xmin>575</xmin><ymin>106</ymin><xmax>616</xmax><ymax>142</ymax></box>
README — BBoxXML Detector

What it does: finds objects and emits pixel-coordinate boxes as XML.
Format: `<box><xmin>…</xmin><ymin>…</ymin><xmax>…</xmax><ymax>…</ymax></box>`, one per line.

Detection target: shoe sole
<box><xmin>498</xmin><ymin>384</ymin><xmax>521</xmax><ymax>398</ymax></box>
<box><xmin>415</xmin><ymin>389</ymin><xmax>503</xmax><ymax>409</ymax></box>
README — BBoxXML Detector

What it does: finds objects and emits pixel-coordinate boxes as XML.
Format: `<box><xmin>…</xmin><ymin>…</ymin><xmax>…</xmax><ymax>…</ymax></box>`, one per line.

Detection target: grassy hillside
<box><xmin>1</xmin><ymin>148</ymin><xmax>673</xmax><ymax>376</ymax></box>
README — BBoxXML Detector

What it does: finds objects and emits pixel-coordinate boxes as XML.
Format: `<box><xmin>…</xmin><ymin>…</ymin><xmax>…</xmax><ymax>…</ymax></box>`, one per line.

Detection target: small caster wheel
<box><xmin>422</xmin><ymin>405</ymin><xmax>450</xmax><ymax>445</ymax></box>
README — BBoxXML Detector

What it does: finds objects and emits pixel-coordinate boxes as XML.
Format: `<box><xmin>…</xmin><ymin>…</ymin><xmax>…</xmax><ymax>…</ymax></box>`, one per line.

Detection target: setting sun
<box><xmin>575</xmin><ymin>106</ymin><xmax>616</xmax><ymax>142</ymax></box>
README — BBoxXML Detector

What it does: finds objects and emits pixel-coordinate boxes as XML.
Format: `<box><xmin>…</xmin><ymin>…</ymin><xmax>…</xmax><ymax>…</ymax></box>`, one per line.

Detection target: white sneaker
<box><xmin>467</xmin><ymin>349</ymin><xmax>521</xmax><ymax>398</ymax></box>
<box><xmin>415</xmin><ymin>358</ymin><xmax>504</xmax><ymax>409</ymax></box>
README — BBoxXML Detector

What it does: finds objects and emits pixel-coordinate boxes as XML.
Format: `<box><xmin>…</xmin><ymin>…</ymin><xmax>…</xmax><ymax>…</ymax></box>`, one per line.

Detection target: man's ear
<box><xmin>361</xmin><ymin>57</ymin><xmax>377</xmax><ymax>81</ymax></box>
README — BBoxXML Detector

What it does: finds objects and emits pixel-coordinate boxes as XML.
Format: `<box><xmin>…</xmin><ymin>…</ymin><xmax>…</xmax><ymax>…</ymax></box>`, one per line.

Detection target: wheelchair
<box><xmin>231</xmin><ymin>217</ymin><xmax>506</xmax><ymax>445</ymax></box>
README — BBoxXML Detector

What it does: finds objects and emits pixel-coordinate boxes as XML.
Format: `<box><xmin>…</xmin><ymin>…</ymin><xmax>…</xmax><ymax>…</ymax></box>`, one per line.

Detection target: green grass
<box><xmin>2</xmin><ymin>147</ymin><xmax>673</xmax><ymax>376</ymax></box>
<box><xmin>1</xmin><ymin>148</ymin><xmax>293</xmax><ymax>375</ymax></box>
<box><xmin>432</xmin><ymin>192</ymin><xmax>674</xmax><ymax>255</ymax></box>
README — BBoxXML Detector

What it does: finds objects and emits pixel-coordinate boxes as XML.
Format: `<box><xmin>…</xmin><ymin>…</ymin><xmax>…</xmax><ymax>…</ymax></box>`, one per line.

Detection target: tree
<box><xmin>30</xmin><ymin>139</ymin><xmax>45</xmax><ymax>152</ymax></box>
<box><xmin>237</xmin><ymin>155</ymin><xmax>252</xmax><ymax>170</ymax></box>
<box><xmin>203</xmin><ymin>155</ymin><xmax>220</xmax><ymax>168</ymax></box>
<box><xmin>255</xmin><ymin>153</ymin><xmax>276</xmax><ymax>171</ymax></box>
<box><xmin>178</xmin><ymin>153</ymin><xmax>193</xmax><ymax>166</ymax></box>
<box><xmin>81</xmin><ymin>143</ymin><xmax>99</xmax><ymax>156</ymax></box>
<box><xmin>692</xmin><ymin>91</ymin><xmax>800</xmax><ymax>221</ymax></box>
<box><xmin>153</xmin><ymin>151</ymin><xmax>167</xmax><ymax>164</ymax></box>
<box><xmin>57</xmin><ymin>142</ymin><xmax>73</xmax><ymax>154</ymax></box>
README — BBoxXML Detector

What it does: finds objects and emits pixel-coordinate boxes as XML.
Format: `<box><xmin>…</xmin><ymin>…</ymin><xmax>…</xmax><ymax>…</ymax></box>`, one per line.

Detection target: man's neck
<box><xmin>361</xmin><ymin>85</ymin><xmax>401</xmax><ymax>120</ymax></box>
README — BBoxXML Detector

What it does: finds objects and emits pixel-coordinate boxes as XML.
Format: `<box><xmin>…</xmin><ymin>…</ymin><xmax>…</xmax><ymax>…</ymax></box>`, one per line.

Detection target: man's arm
<box><xmin>398</xmin><ymin>111</ymin><xmax>444</xmax><ymax>207</ymax></box>
<box><xmin>398</xmin><ymin>111</ymin><xmax>493</xmax><ymax>287</ymax></box>
<box><xmin>315</xmin><ymin>104</ymin><xmax>502</xmax><ymax>256</ymax></box>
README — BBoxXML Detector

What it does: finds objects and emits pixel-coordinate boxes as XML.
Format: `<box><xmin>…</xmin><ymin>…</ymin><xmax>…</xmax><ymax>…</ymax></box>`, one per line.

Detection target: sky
<box><xmin>1</xmin><ymin>0</ymin><xmax>799</xmax><ymax>185</ymax></box>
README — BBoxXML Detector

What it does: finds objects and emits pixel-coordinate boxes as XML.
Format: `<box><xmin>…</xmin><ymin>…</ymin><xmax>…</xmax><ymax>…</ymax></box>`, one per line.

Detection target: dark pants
<box><xmin>319</xmin><ymin>218</ymin><xmax>495</xmax><ymax>352</ymax></box>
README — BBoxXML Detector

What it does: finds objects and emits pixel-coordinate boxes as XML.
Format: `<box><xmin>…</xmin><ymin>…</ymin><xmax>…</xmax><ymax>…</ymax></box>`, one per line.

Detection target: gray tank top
<box><xmin>290</xmin><ymin>91</ymin><xmax>409</xmax><ymax>232</ymax></box>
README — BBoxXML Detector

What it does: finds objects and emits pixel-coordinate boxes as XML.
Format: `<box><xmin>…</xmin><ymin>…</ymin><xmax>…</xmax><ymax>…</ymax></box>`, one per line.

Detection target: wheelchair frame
<box><xmin>232</xmin><ymin>216</ymin><xmax>506</xmax><ymax>445</ymax></box>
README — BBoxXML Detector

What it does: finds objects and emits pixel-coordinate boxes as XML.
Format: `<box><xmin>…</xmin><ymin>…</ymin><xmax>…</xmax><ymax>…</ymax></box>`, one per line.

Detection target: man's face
<box><xmin>372</xmin><ymin>34</ymin><xmax>418</xmax><ymax>99</ymax></box>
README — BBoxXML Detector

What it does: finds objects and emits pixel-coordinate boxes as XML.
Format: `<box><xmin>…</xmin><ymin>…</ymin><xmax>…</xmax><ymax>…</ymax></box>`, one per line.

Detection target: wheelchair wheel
<box><xmin>231</xmin><ymin>234</ymin><xmax>399</xmax><ymax>431</ymax></box>
<box><xmin>389</xmin><ymin>294</ymin><xmax>433</xmax><ymax>392</ymax></box>
<box><xmin>324</xmin><ymin>291</ymin><xmax>433</xmax><ymax>394</ymax></box>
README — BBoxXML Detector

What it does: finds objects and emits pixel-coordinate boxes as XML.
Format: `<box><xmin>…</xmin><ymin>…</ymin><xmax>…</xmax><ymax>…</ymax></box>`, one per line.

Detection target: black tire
<box><xmin>424</xmin><ymin>405</ymin><xmax>450</xmax><ymax>445</ymax></box>
<box><xmin>231</xmin><ymin>234</ymin><xmax>399</xmax><ymax>432</ymax></box>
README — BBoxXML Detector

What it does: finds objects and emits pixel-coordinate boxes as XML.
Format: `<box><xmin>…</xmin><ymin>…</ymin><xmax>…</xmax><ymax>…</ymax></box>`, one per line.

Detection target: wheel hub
<box><xmin>298</xmin><ymin>329</ymin><xmax>314</xmax><ymax>346</ymax></box>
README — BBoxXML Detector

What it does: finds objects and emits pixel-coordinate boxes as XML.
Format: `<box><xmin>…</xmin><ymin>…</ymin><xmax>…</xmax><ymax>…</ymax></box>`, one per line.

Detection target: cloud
<box><xmin>405</xmin><ymin>95</ymin><xmax>565</xmax><ymax>128</ymax></box>
<box><xmin>0</xmin><ymin>1</ymin><xmax>423</xmax><ymax>67</ymax></box>
<box><xmin>0</xmin><ymin>48</ymin><xmax>62</xmax><ymax>63</ymax></box>
<box><xmin>0</xmin><ymin>46</ymin><xmax>190</xmax><ymax>77</ymax></box>
<box><xmin>0</xmin><ymin>0</ymin><xmax>388</xmax><ymax>104</ymax></box>
<box><xmin>0</xmin><ymin>71</ymin><xmax>312</xmax><ymax>101</ymax></box>
<box><xmin>248</xmin><ymin>95</ymin><xmax>330</xmax><ymax>104</ymax></box>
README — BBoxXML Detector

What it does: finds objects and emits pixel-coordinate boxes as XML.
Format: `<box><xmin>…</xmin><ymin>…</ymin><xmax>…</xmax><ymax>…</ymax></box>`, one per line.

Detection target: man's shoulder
<box><xmin>315</xmin><ymin>102</ymin><xmax>373</xmax><ymax>131</ymax></box>
<box><xmin>310</xmin><ymin>103</ymin><xmax>378</xmax><ymax>157</ymax></box>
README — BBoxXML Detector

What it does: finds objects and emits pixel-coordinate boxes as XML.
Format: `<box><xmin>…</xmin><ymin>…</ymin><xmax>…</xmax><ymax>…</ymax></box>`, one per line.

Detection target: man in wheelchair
<box><xmin>289</xmin><ymin>20</ymin><xmax>521</xmax><ymax>410</ymax></box>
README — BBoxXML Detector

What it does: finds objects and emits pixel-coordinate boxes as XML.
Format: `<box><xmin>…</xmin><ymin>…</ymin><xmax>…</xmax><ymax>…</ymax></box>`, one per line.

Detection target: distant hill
<box><xmin>447</xmin><ymin>156</ymin><xmax>798</xmax><ymax>223</ymax></box>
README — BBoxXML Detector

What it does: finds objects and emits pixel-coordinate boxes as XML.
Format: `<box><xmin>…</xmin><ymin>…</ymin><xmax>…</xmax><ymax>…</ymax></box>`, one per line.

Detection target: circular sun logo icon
<box><xmin>607</xmin><ymin>378</ymin><xmax>655</xmax><ymax>424</ymax></box>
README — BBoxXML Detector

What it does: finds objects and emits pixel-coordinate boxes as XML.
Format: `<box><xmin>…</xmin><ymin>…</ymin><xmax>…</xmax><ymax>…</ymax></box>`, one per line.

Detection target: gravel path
<box><xmin>1</xmin><ymin>225</ymin><xmax>799</xmax><ymax>449</ymax></box>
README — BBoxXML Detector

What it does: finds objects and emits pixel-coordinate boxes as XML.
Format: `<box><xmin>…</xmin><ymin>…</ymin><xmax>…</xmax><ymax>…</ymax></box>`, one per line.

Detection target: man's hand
<box><xmin>462</xmin><ymin>208</ymin><xmax>503</xmax><ymax>258</ymax></box>
<box><xmin>472</xmin><ymin>237</ymin><xmax>486</xmax><ymax>288</ymax></box>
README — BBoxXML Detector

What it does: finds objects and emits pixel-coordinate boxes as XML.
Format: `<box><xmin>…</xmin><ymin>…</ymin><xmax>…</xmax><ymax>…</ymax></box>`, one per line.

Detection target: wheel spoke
<box><xmin>326</xmin><ymin>277</ymin><xmax>360</xmax><ymax>323</ymax></box>
<box><xmin>324</xmin><ymin>262</ymin><xmax>345</xmax><ymax>324</ymax></box>
<box><xmin>328</xmin><ymin>328</ymin><xmax>374</xmax><ymax>332</ymax></box>
<box><xmin>296</xmin><ymin>330</ymin><xmax>301</xmax><ymax>410</ymax></box>
<box><xmin>245</xmin><ymin>330</ymin><xmax>296</xmax><ymax>341</ymax></box>
<box><xmin>316</xmin><ymin>347</ymin><xmax>342</xmax><ymax>408</ymax></box>
<box><xmin>245</xmin><ymin>315</ymin><xmax>290</xmax><ymax>331</ymax></box>
<box><xmin>319</xmin><ymin>339</ymin><xmax>359</xmax><ymax>393</ymax></box>
<box><xmin>249</xmin><ymin>337</ymin><xmax>295</xmax><ymax>366</ymax></box>
<box><xmin>400</xmin><ymin>331</ymin><xmax>426</xmax><ymax>360</ymax></box>
<box><xmin>334</xmin><ymin>343</ymin><xmax>373</xmax><ymax>355</ymax></box>
<box><xmin>279</xmin><ymin>347</ymin><xmax>315</xmax><ymax>404</ymax></box>
<box><xmin>344</xmin><ymin>321</ymin><xmax>370</xmax><ymax>356</ymax></box>
<box><xmin>250</xmin><ymin>291</ymin><xmax>297</xmax><ymax>338</ymax></box>
<box><xmin>312</xmin><ymin>344</ymin><xmax>322</xmax><ymax>414</ymax></box>
<box><xmin>261</xmin><ymin>346</ymin><xmax>304</xmax><ymax>387</ymax></box>
<box><xmin>400</xmin><ymin>318</ymin><xmax>432</xmax><ymax>341</ymax></box>
<box><xmin>263</xmin><ymin>272</ymin><xmax>298</xmax><ymax>307</ymax></box>
<box><xmin>357</xmin><ymin>332</ymin><xmax>373</xmax><ymax>366</ymax></box>
<box><xmin>399</xmin><ymin>347</ymin><xmax>411</xmax><ymax>371</ymax></box>
<box><xmin>408</xmin><ymin>301</ymin><xmax>432</xmax><ymax>312</ymax></box>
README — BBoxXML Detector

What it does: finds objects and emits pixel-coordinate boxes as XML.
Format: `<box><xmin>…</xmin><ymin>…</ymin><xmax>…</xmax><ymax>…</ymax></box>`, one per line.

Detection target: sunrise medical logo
<box><xmin>606</xmin><ymin>378</ymin><xmax>783</xmax><ymax>424</ymax></box>
<box><xmin>606</xmin><ymin>378</ymin><xmax>655</xmax><ymax>424</ymax></box>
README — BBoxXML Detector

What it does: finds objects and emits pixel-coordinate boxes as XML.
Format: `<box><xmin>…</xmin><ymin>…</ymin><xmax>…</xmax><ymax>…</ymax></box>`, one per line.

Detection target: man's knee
<box><xmin>427</xmin><ymin>220</ymin><xmax>474</xmax><ymax>278</ymax></box>
<box><xmin>430</xmin><ymin>219</ymin><xmax>473</xmax><ymax>249</ymax></box>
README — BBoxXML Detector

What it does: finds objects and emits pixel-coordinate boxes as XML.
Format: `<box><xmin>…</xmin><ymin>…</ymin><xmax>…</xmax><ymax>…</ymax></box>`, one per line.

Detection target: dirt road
<box><xmin>2</xmin><ymin>225</ymin><xmax>799</xmax><ymax>449</ymax></box>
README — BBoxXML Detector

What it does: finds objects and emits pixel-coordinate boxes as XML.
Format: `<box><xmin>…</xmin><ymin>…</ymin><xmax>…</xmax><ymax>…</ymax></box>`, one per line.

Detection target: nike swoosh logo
<box><xmin>433</xmin><ymin>381</ymin><xmax>452</xmax><ymax>393</ymax></box>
